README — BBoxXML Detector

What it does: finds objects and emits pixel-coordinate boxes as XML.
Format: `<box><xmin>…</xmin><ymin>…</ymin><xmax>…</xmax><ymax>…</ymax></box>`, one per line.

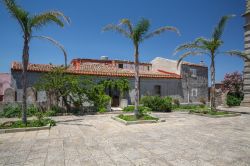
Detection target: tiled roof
<box><xmin>71</xmin><ymin>58</ymin><xmax>151</xmax><ymax>65</ymax></box>
<box><xmin>11</xmin><ymin>62</ymin><xmax>181</xmax><ymax>79</ymax></box>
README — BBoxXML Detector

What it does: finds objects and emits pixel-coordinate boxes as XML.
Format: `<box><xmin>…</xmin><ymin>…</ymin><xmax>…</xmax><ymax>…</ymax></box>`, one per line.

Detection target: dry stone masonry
<box><xmin>242</xmin><ymin>0</ymin><xmax>250</xmax><ymax>107</ymax></box>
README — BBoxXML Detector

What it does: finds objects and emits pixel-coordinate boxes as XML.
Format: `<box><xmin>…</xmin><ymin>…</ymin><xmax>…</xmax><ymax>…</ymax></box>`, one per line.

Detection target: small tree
<box><xmin>222</xmin><ymin>71</ymin><xmax>243</xmax><ymax>94</ymax></box>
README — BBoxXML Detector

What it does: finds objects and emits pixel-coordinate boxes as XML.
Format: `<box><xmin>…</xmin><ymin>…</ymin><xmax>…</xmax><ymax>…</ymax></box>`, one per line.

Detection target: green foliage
<box><xmin>140</xmin><ymin>96</ymin><xmax>172</xmax><ymax>112</ymax></box>
<box><xmin>27</xmin><ymin>104</ymin><xmax>39</xmax><ymax>116</ymax></box>
<box><xmin>118</xmin><ymin>114</ymin><xmax>158</xmax><ymax>121</ymax></box>
<box><xmin>99</xmin><ymin>79</ymin><xmax>130</xmax><ymax>98</ymax></box>
<box><xmin>98</xmin><ymin>107</ymin><xmax>107</xmax><ymax>113</ymax></box>
<box><xmin>123</xmin><ymin>105</ymin><xmax>151</xmax><ymax>115</ymax></box>
<box><xmin>0</xmin><ymin>118</ymin><xmax>56</xmax><ymax>129</ymax></box>
<box><xmin>0</xmin><ymin>104</ymin><xmax>40</xmax><ymax>118</ymax></box>
<box><xmin>226</xmin><ymin>95</ymin><xmax>241</xmax><ymax>107</ymax></box>
<box><xmin>189</xmin><ymin>109</ymin><xmax>230</xmax><ymax>116</ymax></box>
<box><xmin>0</xmin><ymin>105</ymin><xmax>21</xmax><ymax>118</ymax></box>
<box><xmin>35</xmin><ymin>111</ymin><xmax>44</xmax><ymax>122</ymax></box>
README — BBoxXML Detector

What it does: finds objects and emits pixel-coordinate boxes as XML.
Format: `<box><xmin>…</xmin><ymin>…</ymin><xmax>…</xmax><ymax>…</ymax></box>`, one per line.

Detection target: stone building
<box><xmin>242</xmin><ymin>0</ymin><xmax>250</xmax><ymax>107</ymax></box>
<box><xmin>9</xmin><ymin>57</ymin><xmax>208</xmax><ymax>107</ymax></box>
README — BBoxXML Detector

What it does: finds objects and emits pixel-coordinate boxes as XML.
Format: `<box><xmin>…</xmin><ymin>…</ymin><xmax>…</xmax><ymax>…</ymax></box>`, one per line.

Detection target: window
<box><xmin>118</xmin><ymin>64</ymin><xmax>123</xmax><ymax>69</ymax></box>
<box><xmin>191</xmin><ymin>88</ymin><xmax>198</xmax><ymax>97</ymax></box>
<box><xmin>190</xmin><ymin>68</ymin><xmax>197</xmax><ymax>77</ymax></box>
<box><xmin>154</xmin><ymin>85</ymin><xmax>161</xmax><ymax>96</ymax></box>
<box><xmin>147</xmin><ymin>66</ymin><xmax>150</xmax><ymax>71</ymax></box>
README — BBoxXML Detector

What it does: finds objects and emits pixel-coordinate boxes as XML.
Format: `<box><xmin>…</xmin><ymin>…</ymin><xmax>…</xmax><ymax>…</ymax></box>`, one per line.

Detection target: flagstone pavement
<box><xmin>0</xmin><ymin>111</ymin><xmax>250</xmax><ymax>166</ymax></box>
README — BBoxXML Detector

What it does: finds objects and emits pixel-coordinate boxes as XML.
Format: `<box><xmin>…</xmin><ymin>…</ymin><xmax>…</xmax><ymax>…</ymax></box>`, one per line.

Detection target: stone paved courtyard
<box><xmin>0</xmin><ymin>111</ymin><xmax>250</xmax><ymax>166</ymax></box>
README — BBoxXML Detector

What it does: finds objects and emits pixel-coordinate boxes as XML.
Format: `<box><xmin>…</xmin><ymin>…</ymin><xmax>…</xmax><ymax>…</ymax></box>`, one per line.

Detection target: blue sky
<box><xmin>0</xmin><ymin>0</ymin><xmax>246</xmax><ymax>82</ymax></box>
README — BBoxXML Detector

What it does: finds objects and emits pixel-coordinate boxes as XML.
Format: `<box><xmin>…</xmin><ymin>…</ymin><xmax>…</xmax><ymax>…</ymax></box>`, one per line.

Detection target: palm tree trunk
<box><xmin>134</xmin><ymin>44</ymin><xmax>140</xmax><ymax>117</ymax></box>
<box><xmin>210</xmin><ymin>56</ymin><xmax>216</xmax><ymax>111</ymax></box>
<box><xmin>22</xmin><ymin>36</ymin><xmax>30</xmax><ymax>125</ymax></box>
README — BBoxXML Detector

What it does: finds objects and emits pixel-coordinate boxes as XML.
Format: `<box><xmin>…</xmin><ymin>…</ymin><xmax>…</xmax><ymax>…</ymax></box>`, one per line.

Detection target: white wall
<box><xmin>151</xmin><ymin>57</ymin><xmax>181</xmax><ymax>74</ymax></box>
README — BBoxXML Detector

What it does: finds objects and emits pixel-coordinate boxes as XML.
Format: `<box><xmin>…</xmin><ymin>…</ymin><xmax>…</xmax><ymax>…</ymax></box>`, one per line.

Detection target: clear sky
<box><xmin>0</xmin><ymin>0</ymin><xmax>246</xmax><ymax>82</ymax></box>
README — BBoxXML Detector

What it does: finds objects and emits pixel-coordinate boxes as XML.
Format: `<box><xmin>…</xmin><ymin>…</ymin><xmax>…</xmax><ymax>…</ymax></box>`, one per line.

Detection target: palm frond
<box><xmin>174</xmin><ymin>42</ymin><xmax>201</xmax><ymax>55</ymax></box>
<box><xmin>144</xmin><ymin>26</ymin><xmax>180</xmax><ymax>40</ymax></box>
<box><xmin>133</xmin><ymin>18</ymin><xmax>150</xmax><ymax>43</ymax></box>
<box><xmin>177</xmin><ymin>51</ymin><xmax>205</xmax><ymax>68</ymax></box>
<box><xmin>212</xmin><ymin>14</ymin><xmax>235</xmax><ymax>41</ymax></box>
<box><xmin>223</xmin><ymin>50</ymin><xmax>250</xmax><ymax>61</ymax></box>
<box><xmin>3</xmin><ymin>0</ymin><xmax>28</xmax><ymax>33</ymax></box>
<box><xmin>103</xmin><ymin>24</ymin><xmax>131</xmax><ymax>38</ymax></box>
<box><xmin>30</xmin><ymin>11</ymin><xmax>70</xmax><ymax>29</ymax></box>
<box><xmin>32</xmin><ymin>35</ymin><xmax>68</xmax><ymax>67</ymax></box>
<box><xmin>119</xmin><ymin>19</ymin><xmax>133</xmax><ymax>34</ymax></box>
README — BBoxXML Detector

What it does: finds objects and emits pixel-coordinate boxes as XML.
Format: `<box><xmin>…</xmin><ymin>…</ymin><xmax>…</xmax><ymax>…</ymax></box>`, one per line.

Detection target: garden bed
<box><xmin>112</xmin><ymin>114</ymin><xmax>164</xmax><ymax>125</ymax></box>
<box><xmin>0</xmin><ymin>118</ymin><xmax>56</xmax><ymax>134</ymax></box>
<box><xmin>189</xmin><ymin>110</ymin><xmax>241</xmax><ymax>118</ymax></box>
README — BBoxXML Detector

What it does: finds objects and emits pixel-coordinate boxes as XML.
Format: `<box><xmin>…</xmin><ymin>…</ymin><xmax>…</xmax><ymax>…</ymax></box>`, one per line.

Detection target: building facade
<box><xmin>9</xmin><ymin>57</ymin><xmax>208</xmax><ymax>107</ymax></box>
<box><xmin>242</xmin><ymin>0</ymin><xmax>250</xmax><ymax>107</ymax></box>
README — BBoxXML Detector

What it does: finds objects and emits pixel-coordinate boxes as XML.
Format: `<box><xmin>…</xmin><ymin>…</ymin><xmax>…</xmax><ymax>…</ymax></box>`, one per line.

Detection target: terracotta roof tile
<box><xmin>11</xmin><ymin>61</ymin><xmax>181</xmax><ymax>79</ymax></box>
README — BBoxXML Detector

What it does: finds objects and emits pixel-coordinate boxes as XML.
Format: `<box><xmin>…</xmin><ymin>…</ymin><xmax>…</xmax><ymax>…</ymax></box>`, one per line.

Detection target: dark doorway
<box><xmin>112</xmin><ymin>95</ymin><xmax>120</xmax><ymax>107</ymax></box>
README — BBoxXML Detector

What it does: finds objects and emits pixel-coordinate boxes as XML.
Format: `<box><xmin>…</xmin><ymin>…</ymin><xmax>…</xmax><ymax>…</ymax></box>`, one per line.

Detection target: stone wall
<box><xmin>11</xmin><ymin>70</ymin><xmax>207</xmax><ymax>105</ymax></box>
<box><xmin>181</xmin><ymin>64</ymin><xmax>208</xmax><ymax>103</ymax></box>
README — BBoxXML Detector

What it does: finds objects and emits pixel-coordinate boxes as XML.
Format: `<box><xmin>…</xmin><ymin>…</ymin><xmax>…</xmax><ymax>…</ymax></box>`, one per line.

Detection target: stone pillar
<box><xmin>242</xmin><ymin>0</ymin><xmax>250</xmax><ymax>107</ymax></box>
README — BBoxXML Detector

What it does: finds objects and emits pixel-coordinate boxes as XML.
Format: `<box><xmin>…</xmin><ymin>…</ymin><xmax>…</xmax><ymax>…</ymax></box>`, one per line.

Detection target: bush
<box><xmin>0</xmin><ymin>104</ymin><xmax>41</xmax><ymax>118</ymax></box>
<box><xmin>122</xmin><ymin>105</ymin><xmax>151</xmax><ymax>114</ymax></box>
<box><xmin>227</xmin><ymin>95</ymin><xmax>241</xmax><ymax>107</ymax></box>
<box><xmin>27</xmin><ymin>105</ymin><xmax>39</xmax><ymax>116</ymax></box>
<box><xmin>98</xmin><ymin>107</ymin><xmax>107</xmax><ymax>113</ymax></box>
<box><xmin>0</xmin><ymin>118</ymin><xmax>56</xmax><ymax>129</ymax></box>
<box><xmin>0</xmin><ymin>105</ymin><xmax>21</xmax><ymax>118</ymax></box>
<box><xmin>140</xmin><ymin>96</ymin><xmax>172</xmax><ymax>112</ymax></box>
<box><xmin>44</xmin><ymin>106</ymin><xmax>63</xmax><ymax>116</ymax></box>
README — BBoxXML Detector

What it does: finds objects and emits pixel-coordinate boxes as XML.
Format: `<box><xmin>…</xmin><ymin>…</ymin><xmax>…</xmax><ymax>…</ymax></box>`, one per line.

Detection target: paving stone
<box><xmin>0</xmin><ymin>111</ymin><xmax>250</xmax><ymax>165</ymax></box>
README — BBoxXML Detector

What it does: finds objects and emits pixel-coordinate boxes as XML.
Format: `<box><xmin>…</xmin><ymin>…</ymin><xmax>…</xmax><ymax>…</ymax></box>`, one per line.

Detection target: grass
<box><xmin>0</xmin><ymin>118</ymin><xmax>56</xmax><ymax>129</ymax></box>
<box><xmin>118</xmin><ymin>114</ymin><xmax>159</xmax><ymax>121</ymax></box>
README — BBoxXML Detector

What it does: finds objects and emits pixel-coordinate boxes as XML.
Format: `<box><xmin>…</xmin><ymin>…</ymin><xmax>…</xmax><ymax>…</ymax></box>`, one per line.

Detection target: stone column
<box><xmin>242</xmin><ymin>0</ymin><xmax>250</xmax><ymax>107</ymax></box>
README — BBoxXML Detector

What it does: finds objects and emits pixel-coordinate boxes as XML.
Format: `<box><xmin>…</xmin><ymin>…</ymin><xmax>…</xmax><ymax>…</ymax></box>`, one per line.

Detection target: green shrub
<box><xmin>98</xmin><ymin>107</ymin><xmax>107</xmax><ymax>113</ymax></box>
<box><xmin>0</xmin><ymin>118</ymin><xmax>56</xmax><ymax>129</ymax></box>
<box><xmin>123</xmin><ymin>105</ymin><xmax>135</xmax><ymax>112</ymax></box>
<box><xmin>122</xmin><ymin>105</ymin><xmax>151</xmax><ymax>114</ymax></box>
<box><xmin>160</xmin><ymin>97</ymin><xmax>172</xmax><ymax>112</ymax></box>
<box><xmin>140</xmin><ymin>96</ymin><xmax>172</xmax><ymax>112</ymax></box>
<box><xmin>44</xmin><ymin>106</ymin><xmax>63</xmax><ymax>116</ymax></box>
<box><xmin>117</xmin><ymin>114</ymin><xmax>158</xmax><ymax>121</ymax></box>
<box><xmin>27</xmin><ymin>105</ymin><xmax>39</xmax><ymax>116</ymax></box>
<box><xmin>1</xmin><ymin>105</ymin><xmax>21</xmax><ymax>118</ymax></box>
<box><xmin>227</xmin><ymin>95</ymin><xmax>241</xmax><ymax>107</ymax></box>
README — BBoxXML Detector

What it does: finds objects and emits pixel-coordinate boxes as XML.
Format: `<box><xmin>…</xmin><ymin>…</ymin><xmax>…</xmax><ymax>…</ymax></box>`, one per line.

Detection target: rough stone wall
<box><xmin>181</xmin><ymin>64</ymin><xmax>208</xmax><ymax>103</ymax></box>
<box><xmin>241</xmin><ymin>1</ymin><xmax>250</xmax><ymax>107</ymax></box>
<box><xmin>11</xmin><ymin>70</ymin><xmax>201</xmax><ymax>105</ymax></box>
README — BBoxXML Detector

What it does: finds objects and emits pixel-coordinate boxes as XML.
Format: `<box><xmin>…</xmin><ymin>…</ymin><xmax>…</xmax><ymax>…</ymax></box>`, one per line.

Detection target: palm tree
<box><xmin>2</xmin><ymin>0</ymin><xmax>70</xmax><ymax>124</ymax></box>
<box><xmin>175</xmin><ymin>15</ymin><xmax>250</xmax><ymax>111</ymax></box>
<box><xmin>103</xmin><ymin>18</ymin><xmax>180</xmax><ymax>117</ymax></box>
